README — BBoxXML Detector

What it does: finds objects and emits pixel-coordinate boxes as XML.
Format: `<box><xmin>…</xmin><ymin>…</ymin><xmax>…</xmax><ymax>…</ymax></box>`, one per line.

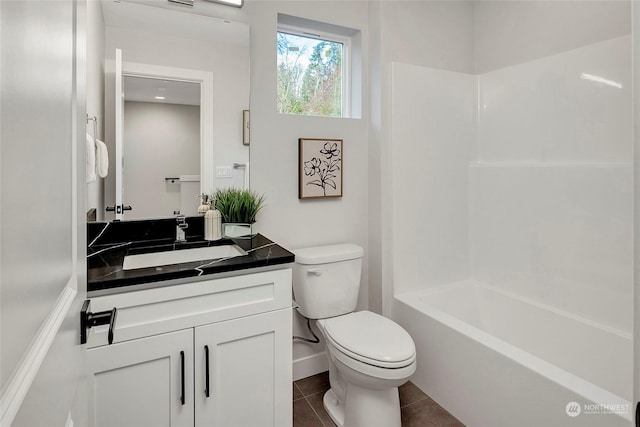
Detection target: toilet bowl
<box><xmin>292</xmin><ymin>244</ymin><xmax>417</xmax><ymax>427</ymax></box>
<box><xmin>317</xmin><ymin>311</ymin><xmax>416</xmax><ymax>427</ymax></box>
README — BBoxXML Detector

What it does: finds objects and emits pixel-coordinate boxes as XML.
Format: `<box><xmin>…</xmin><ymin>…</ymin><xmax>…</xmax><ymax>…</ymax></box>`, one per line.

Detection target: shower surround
<box><xmin>389</xmin><ymin>34</ymin><xmax>632</xmax><ymax>427</ymax></box>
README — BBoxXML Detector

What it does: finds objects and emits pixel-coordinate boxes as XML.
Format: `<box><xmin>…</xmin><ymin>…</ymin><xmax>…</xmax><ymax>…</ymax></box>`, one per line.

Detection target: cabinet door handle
<box><xmin>180</xmin><ymin>351</ymin><xmax>185</xmax><ymax>405</ymax></box>
<box><xmin>204</xmin><ymin>345</ymin><xmax>210</xmax><ymax>398</ymax></box>
<box><xmin>107</xmin><ymin>307</ymin><xmax>117</xmax><ymax>345</ymax></box>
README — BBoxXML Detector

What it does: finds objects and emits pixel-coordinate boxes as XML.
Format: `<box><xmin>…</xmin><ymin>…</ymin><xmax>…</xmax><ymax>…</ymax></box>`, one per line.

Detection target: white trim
<box><xmin>0</xmin><ymin>282</ymin><xmax>78</xmax><ymax>427</ymax></box>
<box><xmin>114</xmin><ymin>49</ymin><xmax>123</xmax><ymax>220</ymax></box>
<box><xmin>293</xmin><ymin>351</ymin><xmax>329</xmax><ymax>381</ymax></box>
<box><xmin>117</xmin><ymin>60</ymin><xmax>215</xmax><ymax>200</ymax></box>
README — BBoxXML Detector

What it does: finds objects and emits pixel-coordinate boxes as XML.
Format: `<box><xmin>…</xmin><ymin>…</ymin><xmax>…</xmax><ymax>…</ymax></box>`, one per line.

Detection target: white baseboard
<box><xmin>293</xmin><ymin>351</ymin><xmax>329</xmax><ymax>381</ymax></box>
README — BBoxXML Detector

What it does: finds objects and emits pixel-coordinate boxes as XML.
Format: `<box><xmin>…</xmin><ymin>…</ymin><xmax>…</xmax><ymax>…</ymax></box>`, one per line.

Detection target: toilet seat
<box><xmin>319</xmin><ymin>311</ymin><xmax>416</xmax><ymax>369</ymax></box>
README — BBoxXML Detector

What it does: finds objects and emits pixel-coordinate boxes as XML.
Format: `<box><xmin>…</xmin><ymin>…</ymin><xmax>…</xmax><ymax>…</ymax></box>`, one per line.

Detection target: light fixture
<box><xmin>154</xmin><ymin>96</ymin><xmax>166</xmax><ymax>100</ymax></box>
<box><xmin>201</xmin><ymin>0</ymin><xmax>243</xmax><ymax>8</ymax></box>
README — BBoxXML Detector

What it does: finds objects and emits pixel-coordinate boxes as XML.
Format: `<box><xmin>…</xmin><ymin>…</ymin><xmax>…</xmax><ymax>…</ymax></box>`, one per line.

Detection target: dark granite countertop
<box><xmin>87</xmin><ymin>218</ymin><xmax>294</xmax><ymax>294</ymax></box>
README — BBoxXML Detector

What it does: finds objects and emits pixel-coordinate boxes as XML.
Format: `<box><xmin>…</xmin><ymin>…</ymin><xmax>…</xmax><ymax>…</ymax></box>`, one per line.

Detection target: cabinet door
<box><xmin>87</xmin><ymin>329</ymin><xmax>194</xmax><ymax>427</ymax></box>
<box><xmin>195</xmin><ymin>309</ymin><xmax>292</xmax><ymax>427</ymax></box>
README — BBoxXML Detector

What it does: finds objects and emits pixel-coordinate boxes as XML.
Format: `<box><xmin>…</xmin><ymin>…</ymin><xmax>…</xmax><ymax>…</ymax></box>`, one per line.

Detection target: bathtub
<box><xmin>393</xmin><ymin>280</ymin><xmax>633</xmax><ymax>427</ymax></box>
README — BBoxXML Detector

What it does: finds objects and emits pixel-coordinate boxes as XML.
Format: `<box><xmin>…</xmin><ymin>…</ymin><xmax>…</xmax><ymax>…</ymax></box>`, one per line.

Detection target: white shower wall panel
<box><xmin>477</xmin><ymin>36</ymin><xmax>632</xmax><ymax>163</ymax></box>
<box><xmin>469</xmin><ymin>164</ymin><xmax>633</xmax><ymax>333</ymax></box>
<box><xmin>390</xmin><ymin>63</ymin><xmax>476</xmax><ymax>295</ymax></box>
<box><xmin>471</xmin><ymin>35</ymin><xmax>633</xmax><ymax>333</ymax></box>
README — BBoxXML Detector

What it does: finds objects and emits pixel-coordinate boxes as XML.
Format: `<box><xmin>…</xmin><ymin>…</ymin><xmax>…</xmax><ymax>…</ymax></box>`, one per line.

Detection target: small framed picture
<box><xmin>243</xmin><ymin>110</ymin><xmax>250</xmax><ymax>146</ymax></box>
<box><xmin>299</xmin><ymin>138</ymin><xmax>343</xmax><ymax>199</ymax></box>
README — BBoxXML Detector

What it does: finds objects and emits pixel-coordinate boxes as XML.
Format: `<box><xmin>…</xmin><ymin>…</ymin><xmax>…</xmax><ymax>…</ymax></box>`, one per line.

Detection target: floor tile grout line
<box><xmin>293</xmin><ymin>382</ymin><xmax>303</xmax><ymax>399</ymax></box>
<box><xmin>400</xmin><ymin>394</ymin><xmax>429</xmax><ymax>409</ymax></box>
<box><xmin>304</xmin><ymin>393</ymin><xmax>330</xmax><ymax>427</ymax></box>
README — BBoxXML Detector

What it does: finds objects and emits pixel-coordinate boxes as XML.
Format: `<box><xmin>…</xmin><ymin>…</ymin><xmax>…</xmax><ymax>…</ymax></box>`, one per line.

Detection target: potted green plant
<box><xmin>213</xmin><ymin>188</ymin><xmax>265</xmax><ymax>238</ymax></box>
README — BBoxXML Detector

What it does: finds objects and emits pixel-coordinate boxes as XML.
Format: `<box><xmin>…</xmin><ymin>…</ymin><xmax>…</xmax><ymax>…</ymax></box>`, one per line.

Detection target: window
<box><xmin>277</xmin><ymin>28</ymin><xmax>348</xmax><ymax>117</ymax></box>
<box><xmin>276</xmin><ymin>14</ymin><xmax>361</xmax><ymax>119</ymax></box>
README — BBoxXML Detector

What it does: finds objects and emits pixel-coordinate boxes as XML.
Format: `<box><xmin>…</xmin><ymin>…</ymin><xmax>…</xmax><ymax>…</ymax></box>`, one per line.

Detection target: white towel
<box><xmin>86</xmin><ymin>133</ymin><xmax>96</xmax><ymax>183</ymax></box>
<box><xmin>95</xmin><ymin>139</ymin><xmax>109</xmax><ymax>178</ymax></box>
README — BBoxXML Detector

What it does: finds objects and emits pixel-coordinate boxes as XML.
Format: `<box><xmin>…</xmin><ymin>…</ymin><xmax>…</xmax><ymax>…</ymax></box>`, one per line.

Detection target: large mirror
<box><xmin>100</xmin><ymin>0</ymin><xmax>250</xmax><ymax>221</ymax></box>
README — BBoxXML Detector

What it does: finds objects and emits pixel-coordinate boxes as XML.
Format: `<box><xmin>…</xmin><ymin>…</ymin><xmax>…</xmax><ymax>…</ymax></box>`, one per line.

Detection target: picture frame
<box><xmin>298</xmin><ymin>138</ymin><xmax>343</xmax><ymax>199</ymax></box>
<box><xmin>243</xmin><ymin>110</ymin><xmax>250</xmax><ymax>146</ymax></box>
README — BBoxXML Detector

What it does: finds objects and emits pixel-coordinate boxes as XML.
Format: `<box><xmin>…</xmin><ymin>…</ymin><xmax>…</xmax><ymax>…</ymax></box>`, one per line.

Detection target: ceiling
<box><xmin>101</xmin><ymin>0</ymin><xmax>249</xmax><ymax>46</ymax></box>
<box><xmin>124</xmin><ymin>75</ymin><xmax>201</xmax><ymax>105</ymax></box>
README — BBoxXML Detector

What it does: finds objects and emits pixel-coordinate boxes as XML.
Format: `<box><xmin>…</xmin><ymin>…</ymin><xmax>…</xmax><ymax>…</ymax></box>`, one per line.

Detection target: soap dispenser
<box><xmin>197</xmin><ymin>194</ymin><xmax>210</xmax><ymax>214</ymax></box>
<box><xmin>204</xmin><ymin>199</ymin><xmax>222</xmax><ymax>241</ymax></box>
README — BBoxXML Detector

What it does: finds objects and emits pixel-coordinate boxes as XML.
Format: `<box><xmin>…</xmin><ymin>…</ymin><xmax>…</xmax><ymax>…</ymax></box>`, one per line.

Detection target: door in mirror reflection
<box><xmin>122</xmin><ymin>75</ymin><xmax>201</xmax><ymax>220</ymax></box>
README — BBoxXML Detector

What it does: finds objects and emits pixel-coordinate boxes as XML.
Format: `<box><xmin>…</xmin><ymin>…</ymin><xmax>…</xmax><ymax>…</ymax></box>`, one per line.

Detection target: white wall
<box><xmin>390</xmin><ymin>63</ymin><xmax>475</xmax><ymax>296</ymax></box>
<box><xmin>474</xmin><ymin>0</ymin><xmax>631</xmax><ymax>73</ymax></box>
<box><xmin>243</xmin><ymin>1</ymin><xmax>371</xmax><ymax>379</ymax></box>
<box><xmin>2</xmin><ymin>1</ymin><xmax>88</xmax><ymax>425</ymax></box>
<box><xmin>86</xmin><ymin>0</ymin><xmax>105</xmax><ymax>220</ymax></box>
<box><xmin>632</xmin><ymin>0</ymin><xmax>640</xmax><ymax>411</ymax></box>
<box><xmin>123</xmin><ymin>101</ymin><xmax>200</xmax><ymax>219</ymax></box>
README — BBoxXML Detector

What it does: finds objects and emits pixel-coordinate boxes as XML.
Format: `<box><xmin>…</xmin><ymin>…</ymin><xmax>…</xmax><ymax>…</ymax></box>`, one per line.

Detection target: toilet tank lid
<box><xmin>293</xmin><ymin>243</ymin><xmax>363</xmax><ymax>265</ymax></box>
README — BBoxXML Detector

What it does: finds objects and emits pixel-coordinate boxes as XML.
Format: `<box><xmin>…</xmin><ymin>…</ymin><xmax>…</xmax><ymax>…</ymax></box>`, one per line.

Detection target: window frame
<box><xmin>277</xmin><ymin>23</ymin><xmax>352</xmax><ymax>118</ymax></box>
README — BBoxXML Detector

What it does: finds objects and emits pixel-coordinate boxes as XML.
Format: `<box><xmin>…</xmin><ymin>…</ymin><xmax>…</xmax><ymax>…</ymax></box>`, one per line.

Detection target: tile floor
<box><xmin>293</xmin><ymin>372</ymin><xmax>465</xmax><ymax>427</ymax></box>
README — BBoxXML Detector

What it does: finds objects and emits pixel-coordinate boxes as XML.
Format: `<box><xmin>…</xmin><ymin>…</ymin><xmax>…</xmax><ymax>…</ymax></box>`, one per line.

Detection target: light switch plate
<box><xmin>216</xmin><ymin>167</ymin><xmax>232</xmax><ymax>178</ymax></box>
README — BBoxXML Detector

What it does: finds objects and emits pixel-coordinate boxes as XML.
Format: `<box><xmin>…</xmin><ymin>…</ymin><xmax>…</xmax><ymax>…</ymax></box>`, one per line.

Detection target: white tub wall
<box><xmin>470</xmin><ymin>164</ymin><xmax>633</xmax><ymax>333</ymax></box>
<box><xmin>476</xmin><ymin>36</ymin><xmax>632</xmax><ymax>163</ymax></box>
<box><xmin>470</xmin><ymin>35</ymin><xmax>633</xmax><ymax>333</ymax></box>
<box><xmin>390</xmin><ymin>63</ymin><xmax>475</xmax><ymax>296</ymax></box>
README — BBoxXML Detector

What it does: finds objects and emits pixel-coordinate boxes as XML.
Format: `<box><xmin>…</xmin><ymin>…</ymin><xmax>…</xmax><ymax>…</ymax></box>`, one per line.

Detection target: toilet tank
<box><xmin>292</xmin><ymin>244</ymin><xmax>364</xmax><ymax>319</ymax></box>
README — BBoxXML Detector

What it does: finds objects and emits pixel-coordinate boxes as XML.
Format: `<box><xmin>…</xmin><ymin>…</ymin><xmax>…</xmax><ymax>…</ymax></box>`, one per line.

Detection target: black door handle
<box><xmin>80</xmin><ymin>300</ymin><xmax>117</xmax><ymax>345</ymax></box>
<box><xmin>180</xmin><ymin>351</ymin><xmax>185</xmax><ymax>405</ymax></box>
<box><xmin>105</xmin><ymin>204</ymin><xmax>133</xmax><ymax>213</ymax></box>
<box><xmin>204</xmin><ymin>345</ymin><xmax>210</xmax><ymax>398</ymax></box>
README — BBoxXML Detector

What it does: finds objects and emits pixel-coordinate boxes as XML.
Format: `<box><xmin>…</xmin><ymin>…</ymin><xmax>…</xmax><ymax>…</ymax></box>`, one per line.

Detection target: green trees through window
<box><xmin>277</xmin><ymin>31</ymin><xmax>343</xmax><ymax>117</ymax></box>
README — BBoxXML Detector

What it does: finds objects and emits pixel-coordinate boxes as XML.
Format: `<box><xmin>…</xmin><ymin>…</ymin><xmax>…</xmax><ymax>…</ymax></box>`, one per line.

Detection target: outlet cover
<box><xmin>216</xmin><ymin>167</ymin><xmax>232</xmax><ymax>178</ymax></box>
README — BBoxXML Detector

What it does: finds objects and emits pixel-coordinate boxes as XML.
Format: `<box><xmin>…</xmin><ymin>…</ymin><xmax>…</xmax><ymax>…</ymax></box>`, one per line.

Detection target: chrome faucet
<box><xmin>175</xmin><ymin>214</ymin><xmax>188</xmax><ymax>243</ymax></box>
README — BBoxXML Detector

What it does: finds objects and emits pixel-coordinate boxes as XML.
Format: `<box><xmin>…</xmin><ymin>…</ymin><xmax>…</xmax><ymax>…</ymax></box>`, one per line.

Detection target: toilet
<box><xmin>292</xmin><ymin>244</ymin><xmax>416</xmax><ymax>427</ymax></box>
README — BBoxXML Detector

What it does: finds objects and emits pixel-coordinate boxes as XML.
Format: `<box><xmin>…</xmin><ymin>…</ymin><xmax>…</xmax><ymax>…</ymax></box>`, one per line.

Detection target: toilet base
<box><xmin>323</xmin><ymin>389</ymin><xmax>346</xmax><ymax>427</ymax></box>
<box><xmin>323</xmin><ymin>384</ymin><xmax>402</xmax><ymax>427</ymax></box>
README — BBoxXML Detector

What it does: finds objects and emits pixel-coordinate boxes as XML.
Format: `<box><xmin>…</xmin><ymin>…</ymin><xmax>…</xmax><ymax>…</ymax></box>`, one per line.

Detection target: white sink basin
<box><xmin>123</xmin><ymin>245</ymin><xmax>246</xmax><ymax>271</ymax></box>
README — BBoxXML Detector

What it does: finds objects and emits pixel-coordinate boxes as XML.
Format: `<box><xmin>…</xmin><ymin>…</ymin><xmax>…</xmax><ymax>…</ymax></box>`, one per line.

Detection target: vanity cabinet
<box><xmin>194</xmin><ymin>309</ymin><xmax>291</xmax><ymax>427</ymax></box>
<box><xmin>87</xmin><ymin>268</ymin><xmax>293</xmax><ymax>427</ymax></box>
<box><xmin>88</xmin><ymin>329</ymin><xmax>194</xmax><ymax>427</ymax></box>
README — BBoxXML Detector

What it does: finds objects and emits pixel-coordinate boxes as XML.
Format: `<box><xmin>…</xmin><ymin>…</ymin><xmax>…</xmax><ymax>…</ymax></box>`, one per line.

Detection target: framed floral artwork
<box><xmin>299</xmin><ymin>138</ymin><xmax>343</xmax><ymax>199</ymax></box>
